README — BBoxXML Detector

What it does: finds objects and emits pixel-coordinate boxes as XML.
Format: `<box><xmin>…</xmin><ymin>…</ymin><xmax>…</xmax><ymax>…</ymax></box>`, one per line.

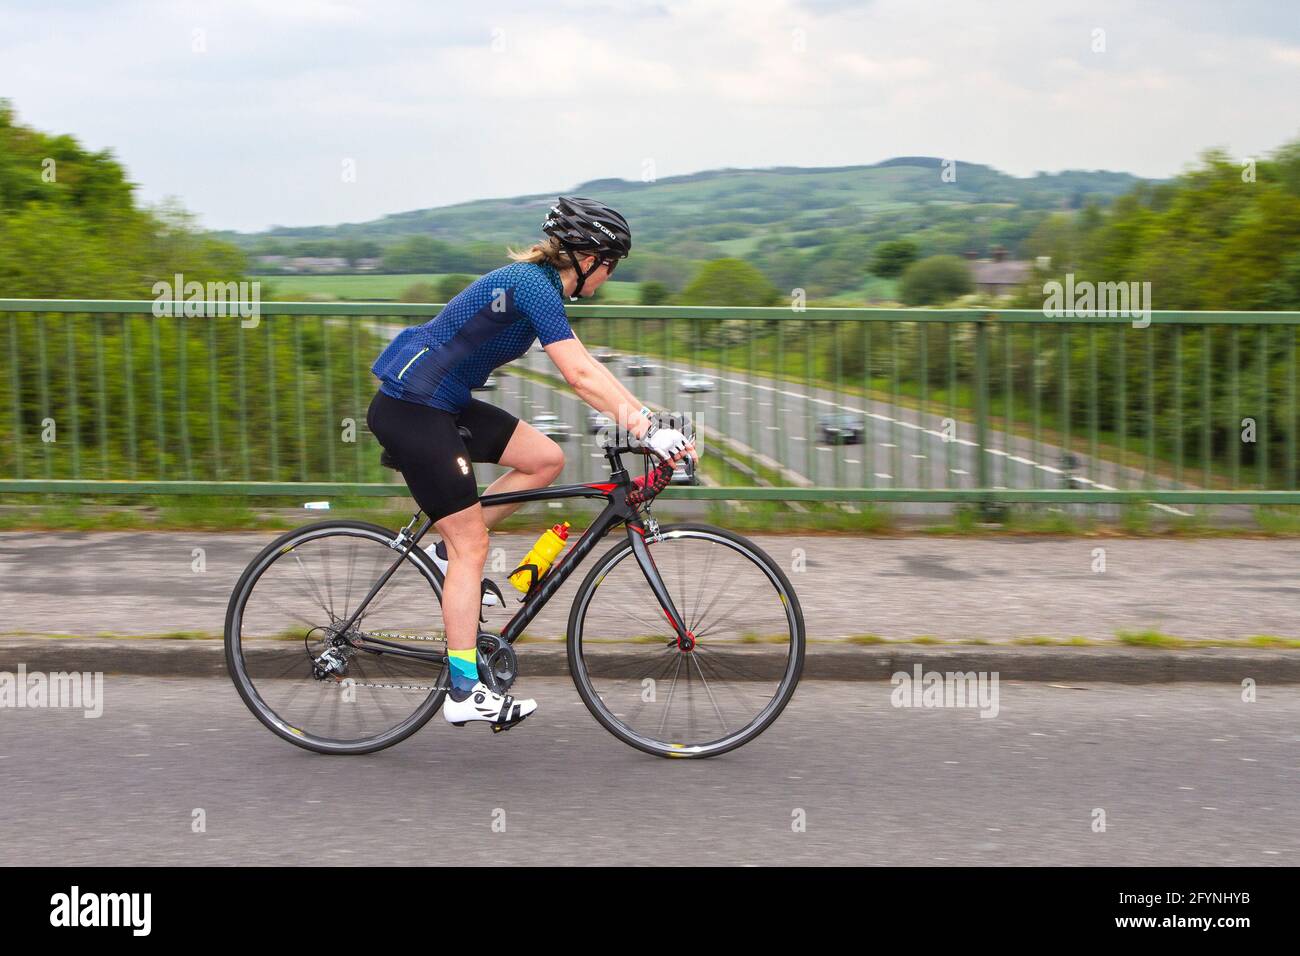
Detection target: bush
<box><xmin>869</xmin><ymin>239</ymin><xmax>919</xmax><ymax>278</ymax></box>
<box><xmin>436</xmin><ymin>274</ymin><xmax>474</xmax><ymax>301</ymax></box>
<box><xmin>898</xmin><ymin>255</ymin><xmax>973</xmax><ymax>305</ymax></box>
<box><xmin>679</xmin><ymin>258</ymin><xmax>780</xmax><ymax>306</ymax></box>
<box><xmin>398</xmin><ymin>282</ymin><xmax>436</xmax><ymax>303</ymax></box>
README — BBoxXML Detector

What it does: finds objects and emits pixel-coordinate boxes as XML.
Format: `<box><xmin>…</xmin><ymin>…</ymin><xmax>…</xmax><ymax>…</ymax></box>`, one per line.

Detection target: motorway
<box><xmin>1</xmin><ymin>677</ymin><xmax>1293</xmax><ymax>866</ymax></box>
<box><xmin>359</xmin><ymin>323</ymin><xmax>1207</xmax><ymax>520</ymax></box>
<box><xmin>506</xmin><ymin>346</ymin><xmax>1197</xmax><ymax>518</ymax></box>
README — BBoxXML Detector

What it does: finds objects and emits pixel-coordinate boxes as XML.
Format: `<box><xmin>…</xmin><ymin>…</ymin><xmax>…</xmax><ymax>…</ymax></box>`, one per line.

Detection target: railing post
<box><xmin>974</xmin><ymin>312</ymin><xmax>1001</xmax><ymax>520</ymax></box>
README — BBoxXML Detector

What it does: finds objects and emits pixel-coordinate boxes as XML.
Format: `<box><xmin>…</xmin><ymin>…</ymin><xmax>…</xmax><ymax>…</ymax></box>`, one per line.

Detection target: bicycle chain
<box><xmin>358</xmin><ymin>630</ymin><xmax>446</xmax><ymax>644</ymax></box>
<box><xmin>325</xmin><ymin>631</ymin><xmax>447</xmax><ymax>692</ymax></box>
<box><xmin>334</xmin><ymin>679</ymin><xmax>442</xmax><ymax>693</ymax></box>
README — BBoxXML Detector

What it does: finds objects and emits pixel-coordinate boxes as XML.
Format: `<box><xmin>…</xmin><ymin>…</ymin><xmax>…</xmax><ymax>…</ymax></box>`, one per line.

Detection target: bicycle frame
<box><xmin>335</xmin><ymin>446</ymin><xmax>690</xmax><ymax>664</ymax></box>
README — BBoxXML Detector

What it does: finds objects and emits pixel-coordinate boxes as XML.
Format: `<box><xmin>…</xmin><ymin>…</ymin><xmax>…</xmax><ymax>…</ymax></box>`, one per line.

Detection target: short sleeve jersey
<box><xmin>371</xmin><ymin>261</ymin><xmax>573</xmax><ymax>412</ymax></box>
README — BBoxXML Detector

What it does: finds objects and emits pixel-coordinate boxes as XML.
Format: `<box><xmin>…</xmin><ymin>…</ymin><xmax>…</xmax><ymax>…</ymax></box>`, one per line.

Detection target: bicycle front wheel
<box><xmin>567</xmin><ymin>523</ymin><xmax>804</xmax><ymax>758</ymax></box>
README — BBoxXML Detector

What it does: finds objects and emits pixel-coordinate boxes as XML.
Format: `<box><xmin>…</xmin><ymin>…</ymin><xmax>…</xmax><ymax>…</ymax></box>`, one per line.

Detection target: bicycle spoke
<box><xmin>692</xmin><ymin>644</ymin><xmax>775</xmax><ymax>684</ymax></box>
<box><xmin>688</xmin><ymin>560</ymin><xmax>749</xmax><ymax>637</ymax></box>
<box><xmin>656</xmin><ymin>653</ymin><xmax>685</xmax><ymax>737</ymax></box>
<box><xmin>688</xmin><ymin>652</ymin><xmax>728</xmax><ymax>734</ymax></box>
<box><xmin>686</xmin><ymin>539</ymin><xmax>722</xmax><ymax>634</ymax></box>
<box><xmin>320</xmin><ymin>535</ymin><xmax>338</xmax><ymax>622</ymax></box>
<box><xmin>292</xmin><ymin>553</ymin><xmax>335</xmax><ymax>621</ymax></box>
<box><xmin>693</xmin><ymin>648</ymin><xmax>769</xmax><ymax>712</ymax></box>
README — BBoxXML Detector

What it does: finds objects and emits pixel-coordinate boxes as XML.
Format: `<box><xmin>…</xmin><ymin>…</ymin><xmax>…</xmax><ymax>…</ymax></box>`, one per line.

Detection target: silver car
<box><xmin>671</xmin><ymin>457</ymin><xmax>700</xmax><ymax>485</ymax></box>
<box><xmin>532</xmin><ymin>413</ymin><xmax>571</xmax><ymax>441</ymax></box>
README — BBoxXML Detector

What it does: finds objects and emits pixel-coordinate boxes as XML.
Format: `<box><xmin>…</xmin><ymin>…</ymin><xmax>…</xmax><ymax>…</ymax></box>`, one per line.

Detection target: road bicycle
<box><xmin>225</xmin><ymin>436</ymin><xmax>805</xmax><ymax>758</ymax></box>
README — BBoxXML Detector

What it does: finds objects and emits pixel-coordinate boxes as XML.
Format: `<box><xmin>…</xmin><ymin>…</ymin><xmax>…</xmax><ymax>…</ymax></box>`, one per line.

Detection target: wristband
<box><xmin>638</xmin><ymin>406</ymin><xmax>656</xmax><ymax>436</ymax></box>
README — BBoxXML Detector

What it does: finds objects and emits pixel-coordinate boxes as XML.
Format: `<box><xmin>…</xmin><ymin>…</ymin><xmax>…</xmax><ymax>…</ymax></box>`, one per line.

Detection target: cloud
<box><xmin>2</xmin><ymin>0</ymin><xmax>1297</xmax><ymax>231</ymax></box>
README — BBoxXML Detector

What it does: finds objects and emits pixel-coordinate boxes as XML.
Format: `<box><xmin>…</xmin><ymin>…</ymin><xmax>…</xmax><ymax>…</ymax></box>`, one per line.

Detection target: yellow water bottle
<box><xmin>509</xmin><ymin>521</ymin><xmax>571</xmax><ymax>593</ymax></box>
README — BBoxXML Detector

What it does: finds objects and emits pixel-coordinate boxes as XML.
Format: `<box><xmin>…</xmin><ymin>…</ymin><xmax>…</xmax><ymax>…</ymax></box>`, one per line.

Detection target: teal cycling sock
<box><xmin>448</xmin><ymin>647</ymin><xmax>479</xmax><ymax>699</ymax></box>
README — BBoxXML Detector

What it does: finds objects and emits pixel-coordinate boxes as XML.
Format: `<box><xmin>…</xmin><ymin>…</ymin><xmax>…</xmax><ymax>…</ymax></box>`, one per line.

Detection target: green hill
<box><xmin>220</xmin><ymin>158</ymin><xmax>1147</xmax><ymax>299</ymax></box>
<box><xmin>222</xmin><ymin>158</ymin><xmax>1144</xmax><ymax>253</ymax></box>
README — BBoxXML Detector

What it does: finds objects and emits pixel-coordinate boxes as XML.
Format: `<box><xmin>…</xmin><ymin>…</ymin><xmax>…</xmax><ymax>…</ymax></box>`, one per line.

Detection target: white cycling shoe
<box><xmin>443</xmin><ymin>682</ymin><xmax>537</xmax><ymax>730</ymax></box>
<box><xmin>431</xmin><ymin>541</ymin><xmax>501</xmax><ymax>607</ymax></box>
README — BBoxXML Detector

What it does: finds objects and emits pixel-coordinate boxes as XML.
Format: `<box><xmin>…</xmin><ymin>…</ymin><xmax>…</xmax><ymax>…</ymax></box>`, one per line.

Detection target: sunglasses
<box><xmin>603</xmin><ymin>257</ymin><xmax>619</xmax><ymax>276</ymax></box>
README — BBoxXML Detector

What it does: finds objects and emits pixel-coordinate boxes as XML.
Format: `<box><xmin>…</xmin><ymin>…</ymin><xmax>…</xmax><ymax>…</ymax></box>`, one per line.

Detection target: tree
<box><xmin>678</xmin><ymin>258</ymin><xmax>780</xmax><ymax>306</ymax></box>
<box><xmin>0</xmin><ymin>99</ymin><xmax>243</xmax><ymax>298</ymax></box>
<box><xmin>639</xmin><ymin>280</ymin><xmax>669</xmax><ymax>305</ymax></box>
<box><xmin>869</xmin><ymin>239</ymin><xmax>919</xmax><ymax>278</ymax></box>
<box><xmin>898</xmin><ymin>255</ymin><xmax>973</xmax><ymax>305</ymax></box>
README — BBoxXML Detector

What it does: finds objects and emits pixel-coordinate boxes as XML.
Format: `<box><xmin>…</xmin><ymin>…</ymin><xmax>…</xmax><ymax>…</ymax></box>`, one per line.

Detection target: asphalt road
<box><xmin>0</xmin><ymin>677</ymin><xmax>1293</xmax><ymax>866</ymax></box>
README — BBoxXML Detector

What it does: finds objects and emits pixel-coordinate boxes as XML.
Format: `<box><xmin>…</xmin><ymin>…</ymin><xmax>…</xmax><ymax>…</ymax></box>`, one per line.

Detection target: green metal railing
<box><xmin>1</xmin><ymin>299</ymin><xmax>1297</xmax><ymax>506</ymax></box>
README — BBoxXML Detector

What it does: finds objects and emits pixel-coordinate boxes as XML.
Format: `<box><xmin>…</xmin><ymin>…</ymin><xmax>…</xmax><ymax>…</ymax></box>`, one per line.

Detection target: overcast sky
<box><xmin>3</xmin><ymin>0</ymin><xmax>1298</xmax><ymax>233</ymax></box>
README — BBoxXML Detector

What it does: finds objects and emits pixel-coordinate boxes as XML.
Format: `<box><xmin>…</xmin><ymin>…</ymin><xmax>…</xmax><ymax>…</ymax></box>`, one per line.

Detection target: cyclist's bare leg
<box><xmin>435</xmin><ymin>503</ymin><xmax>491</xmax><ymax>652</ymax></box>
<box><xmin>477</xmin><ymin>421</ymin><xmax>565</xmax><ymax>528</ymax></box>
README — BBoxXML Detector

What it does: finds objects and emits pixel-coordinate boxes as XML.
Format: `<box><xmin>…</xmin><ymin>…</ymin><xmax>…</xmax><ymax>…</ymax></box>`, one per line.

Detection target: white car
<box><xmin>532</xmin><ymin>413</ymin><xmax>571</xmax><ymax>441</ymax></box>
<box><xmin>679</xmin><ymin>374</ymin><xmax>715</xmax><ymax>393</ymax></box>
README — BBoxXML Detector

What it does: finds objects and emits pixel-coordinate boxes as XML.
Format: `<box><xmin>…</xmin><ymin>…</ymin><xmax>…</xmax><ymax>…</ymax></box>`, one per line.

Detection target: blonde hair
<box><xmin>507</xmin><ymin>236</ymin><xmax>567</xmax><ymax>267</ymax></box>
<box><xmin>507</xmin><ymin>235</ymin><xmax>596</xmax><ymax>271</ymax></box>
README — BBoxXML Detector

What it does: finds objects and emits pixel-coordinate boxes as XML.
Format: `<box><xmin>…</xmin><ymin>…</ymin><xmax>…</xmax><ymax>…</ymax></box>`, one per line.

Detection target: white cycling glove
<box><xmin>645</xmin><ymin>425</ymin><xmax>689</xmax><ymax>461</ymax></box>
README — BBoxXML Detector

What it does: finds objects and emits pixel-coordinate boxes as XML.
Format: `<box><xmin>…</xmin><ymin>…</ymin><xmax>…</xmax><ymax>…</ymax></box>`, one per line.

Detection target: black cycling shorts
<box><xmin>366</xmin><ymin>389</ymin><xmax>520</xmax><ymax>523</ymax></box>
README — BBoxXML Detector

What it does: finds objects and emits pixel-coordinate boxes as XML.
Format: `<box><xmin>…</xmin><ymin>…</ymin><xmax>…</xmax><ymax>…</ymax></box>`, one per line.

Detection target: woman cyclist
<box><xmin>366</xmin><ymin>196</ymin><xmax>694</xmax><ymax>730</ymax></box>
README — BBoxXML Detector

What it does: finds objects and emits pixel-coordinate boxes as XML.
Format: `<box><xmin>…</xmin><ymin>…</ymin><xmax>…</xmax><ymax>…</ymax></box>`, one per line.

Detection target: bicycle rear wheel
<box><xmin>567</xmin><ymin>523</ymin><xmax>804</xmax><ymax>758</ymax></box>
<box><xmin>225</xmin><ymin>520</ymin><xmax>449</xmax><ymax>755</ymax></box>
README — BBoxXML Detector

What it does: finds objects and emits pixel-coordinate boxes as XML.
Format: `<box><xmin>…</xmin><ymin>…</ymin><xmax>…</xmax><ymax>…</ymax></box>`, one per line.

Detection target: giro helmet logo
<box><xmin>456</xmin><ymin>456</ymin><xmax>470</xmax><ymax>475</ymax></box>
<box><xmin>591</xmin><ymin>219</ymin><xmax>617</xmax><ymax>241</ymax></box>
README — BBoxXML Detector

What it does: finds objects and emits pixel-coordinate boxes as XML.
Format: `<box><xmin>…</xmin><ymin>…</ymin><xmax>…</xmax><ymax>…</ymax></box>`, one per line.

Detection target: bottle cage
<box><xmin>508</xmin><ymin>562</ymin><xmax>543</xmax><ymax>595</ymax></box>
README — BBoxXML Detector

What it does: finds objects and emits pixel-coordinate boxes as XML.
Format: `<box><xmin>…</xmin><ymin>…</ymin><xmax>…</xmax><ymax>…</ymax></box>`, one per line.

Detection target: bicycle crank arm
<box><xmin>626</xmin><ymin>524</ymin><xmax>695</xmax><ymax>650</ymax></box>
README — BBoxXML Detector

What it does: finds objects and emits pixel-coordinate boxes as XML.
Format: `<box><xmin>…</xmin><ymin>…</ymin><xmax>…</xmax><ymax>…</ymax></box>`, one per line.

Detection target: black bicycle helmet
<box><xmin>542</xmin><ymin>196</ymin><xmax>631</xmax><ymax>298</ymax></box>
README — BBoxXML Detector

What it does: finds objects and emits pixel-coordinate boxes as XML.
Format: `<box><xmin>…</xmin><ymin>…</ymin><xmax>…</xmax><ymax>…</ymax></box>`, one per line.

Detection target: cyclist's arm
<box><xmin>545</xmin><ymin>337</ymin><xmax>654</xmax><ymax>439</ymax></box>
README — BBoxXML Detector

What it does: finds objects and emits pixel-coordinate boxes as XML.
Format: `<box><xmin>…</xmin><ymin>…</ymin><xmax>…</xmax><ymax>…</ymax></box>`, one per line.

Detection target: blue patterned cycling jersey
<box><xmin>371</xmin><ymin>261</ymin><xmax>574</xmax><ymax>412</ymax></box>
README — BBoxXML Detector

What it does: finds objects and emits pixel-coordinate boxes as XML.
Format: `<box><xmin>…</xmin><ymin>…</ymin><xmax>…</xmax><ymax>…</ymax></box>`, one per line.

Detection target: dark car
<box><xmin>624</xmin><ymin>356</ymin><xmax>654</xmax><ymax>376</ymax></box>
<box><xmin>817</xmin><ymin>413</ymin><xmax>865</xmax><ymax>444</ymax></box>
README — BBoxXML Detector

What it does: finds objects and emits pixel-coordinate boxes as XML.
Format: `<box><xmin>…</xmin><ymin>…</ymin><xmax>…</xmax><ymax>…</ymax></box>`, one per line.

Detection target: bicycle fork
<box><xmin>627</xmin><ymin>519</ymin><xmax>695</xmax><ymax>651</ymax></box>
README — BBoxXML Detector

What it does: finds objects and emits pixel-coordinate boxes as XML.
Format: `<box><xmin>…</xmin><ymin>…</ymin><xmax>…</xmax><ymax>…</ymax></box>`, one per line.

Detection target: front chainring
<box><xmin>476</xmin><ymin>633</ymin><xmax>518</xmax><ymax>694</ymax></box>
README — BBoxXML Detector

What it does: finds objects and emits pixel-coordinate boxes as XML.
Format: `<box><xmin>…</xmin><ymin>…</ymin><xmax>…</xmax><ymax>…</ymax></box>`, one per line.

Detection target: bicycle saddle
<box><xmin>379</xmin><ymin>426</ymin><xmax>473</xmax><ymax>471</ymax></box>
